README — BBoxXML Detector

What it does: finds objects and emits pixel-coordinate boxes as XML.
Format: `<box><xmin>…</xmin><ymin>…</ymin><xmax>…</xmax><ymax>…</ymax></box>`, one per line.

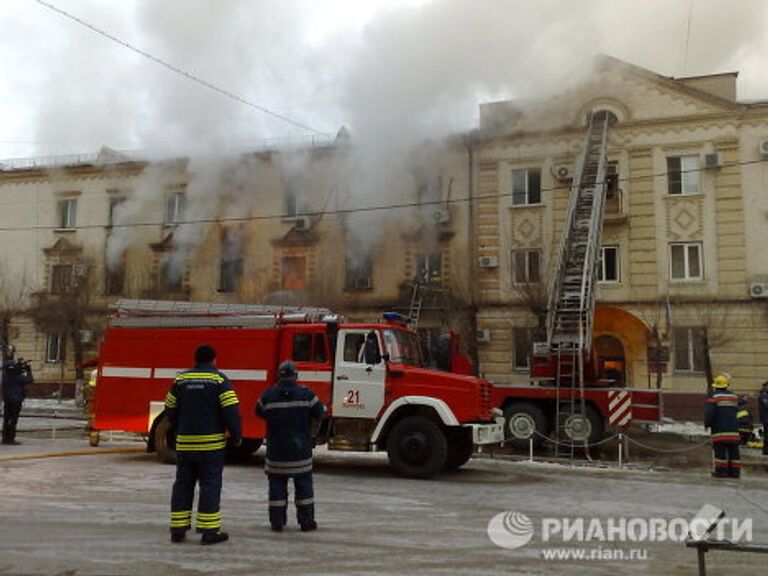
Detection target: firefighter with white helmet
<box><xmin>704</xmin><ymin>372</ymin><xmax>741</xmax><ymax>478</ymax></box>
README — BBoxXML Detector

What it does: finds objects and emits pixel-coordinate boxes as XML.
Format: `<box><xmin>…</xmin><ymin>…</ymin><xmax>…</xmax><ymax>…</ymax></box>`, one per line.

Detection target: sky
<box><xmin>1</xmin><ymin>0</ymin><xmax>767</xmax><ymax>162</ymax></box>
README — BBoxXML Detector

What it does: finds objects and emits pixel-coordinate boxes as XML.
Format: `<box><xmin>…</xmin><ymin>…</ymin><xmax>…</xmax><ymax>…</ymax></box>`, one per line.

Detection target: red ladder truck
<box><xmin>490</xmin><ymin>111</ymin><xmax>663</xmax><ymax>448</ymax></box>
<box><xmin>91</xmin><ymin>300</ymin><xmax>504</xmax><ymax>478</ymax></box>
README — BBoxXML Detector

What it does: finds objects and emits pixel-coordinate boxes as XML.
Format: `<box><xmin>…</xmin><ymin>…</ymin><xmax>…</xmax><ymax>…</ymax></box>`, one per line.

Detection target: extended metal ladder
<box><xmin>545</xmin><ymin>111</ymin><xmax>611</xmax><ymax>456</ymax></box>
<box><xmin>408</xmin><ymin>270</ymin><xmax>429</xmax><ymax>328</ymax></box>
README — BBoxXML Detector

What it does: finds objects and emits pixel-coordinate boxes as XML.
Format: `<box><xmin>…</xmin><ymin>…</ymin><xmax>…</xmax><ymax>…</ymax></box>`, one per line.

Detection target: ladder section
<box><xmin>546</xmin><ymin>111</ymin><xmax>611</xmax><ymax>354</ymax></box>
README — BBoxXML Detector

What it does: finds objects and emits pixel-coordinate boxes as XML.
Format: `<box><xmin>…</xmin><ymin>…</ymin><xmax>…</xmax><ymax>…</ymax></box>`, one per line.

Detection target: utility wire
<box><xmin>0</xmin><ymin>156</ymin><xmax>765</xmax><ymax>233</ymax></box>
<box><xmin>32</xmin><ymin>0</ymin><xmax>329</xmax><ymax>137</ymax></box>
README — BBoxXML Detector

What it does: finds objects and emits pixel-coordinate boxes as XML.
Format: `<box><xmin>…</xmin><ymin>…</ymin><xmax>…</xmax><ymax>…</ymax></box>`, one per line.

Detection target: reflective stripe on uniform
<box><xmin>268</xmin><ymin>500</ymin><xmax>288</xmax><ymax>507</ymax></box>
<box><xmin>265</xmin><ymin>457</ymin><xmax>313</xmax><ymax>475</ymax></box>
<box><xmin>165</xmin><ymin>392</ymin><xmax>177</xmax><ymax>408</ymax></box>
<box><xmin>176</xmin><ymin>433</ymin><xmax>227</xmax><ymax>452</ymax></box>
<box><xmin>170</xmin><ymin>510</ymin><xmax>192</xmax><ymax>528</ymax></box>
<box><xmin>295</xmin><ymin>498</ymin><xmax>314</xmax><ymax>506</ymax></box>
<box><xmin>261</xmin><ymin>400</ymin><xmax>316</xmax><ymax>410</ymax></box>
<box><xmin>175</xmin><ymin>372</ymin><xmax>224</xmax><ymax>383</ymax></box>
<box><xmin>219</xmin><ymin>390</ymin><xmax>239</xmax><ymax>407</ymax></box>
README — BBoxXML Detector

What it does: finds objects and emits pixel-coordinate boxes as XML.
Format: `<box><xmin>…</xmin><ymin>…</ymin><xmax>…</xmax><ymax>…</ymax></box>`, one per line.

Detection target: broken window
<box><xmin>673</xmin><ymin>327</ymin><xmax>706</xmax><ymax>373</ymax></box>
<box><xmin>51</xmin><ymin>264</ymin><xmax>74</xmax><ymax>294</ymax></box>
<box><xmin>415</xmin><ymin>252</ymin><xmax>443</xmax><ymax>285</ymax></box>
<box><xmin>511</xmin><ymin>168</ymin><xmax>541</xmax><ymax>206</ymax></box>
<box><xmin>511</xmin><ymin>249</ymin><xmax>540</xmax><ymax>284</ymax></box>
<box><xmin>670</xmin><ymin>242</ymin><xmax>702</xmax><ymax>281</ymax></box>
<box><xmin>281</xmin><ymin>256</ymin><xmax>307</xmax><ymax>290</ymax></box>
<box><xmin>218</xmin><ymin>228</ymin><xmax>244</xmax><ymax>293</ymax></box>
<box><xmin>57</xmin><ymin>199</ymin><xmax>77</xmax><ymax>229</ymax></box>
<box><xmin>345</xmin><ymin>252</ymin><xmax>373</xmax><ymax>291</ymax></box>
<box><xmin>108</xmin><ymin>196</ymin><xmax>127</xmax><ymax>228</ymax></box>
<box><xmin>598</xmin><ymin>246</ymin><xmax>620</xmax><ymax>283</ymax></box>
<box><xmin>667</xmin><ymin>156</ymin><xmax>700</xmax><ymax>195</ymax></box>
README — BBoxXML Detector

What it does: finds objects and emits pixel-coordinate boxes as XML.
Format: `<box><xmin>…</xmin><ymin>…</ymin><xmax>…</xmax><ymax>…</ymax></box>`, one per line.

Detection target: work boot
<box><xmin>201</xmin><ymin>531</ymin><xmax>229</xmax><ymax>545</ymax></box>
<box><xmin>1</xmin><ymin>439</ymin><xmax>20</xmax><ymax>445</ymax></box>
<box><xmin>271</xmin><ymin>524</ymin><xmax>284</xmax><ymax>532</ymax></box>
<box><xmin>170</xmin><ymin>532</ymin><xmax>186</xmax><ymax>544</ymax></box>
<box><xmin>300</xmin><ymin>522</ymin><xmax>318</xmax><ymax>532</ymax></box>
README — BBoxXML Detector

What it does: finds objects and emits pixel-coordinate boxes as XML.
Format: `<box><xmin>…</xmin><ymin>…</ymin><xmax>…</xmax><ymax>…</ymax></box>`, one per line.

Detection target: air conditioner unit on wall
<box><xmin>759</xmin><ymin>139</ymin><xmax>768</xmax><ymax>157</ymax></box>
<box><xmin>552</xmin><ymin>164</ymin><xmax>574</xmax><ymax>180</ymax></box>
<box><xmin>749</xmin><ymin>281</ymin><xmax>768</xmax><ymax>299</ymax></box>
<box><xmin>703</xmin><ymin>153</ymin><xmax>722</xmax><ymax>169</ymax></box>
<box><xmin>293</xmin><ymin>216</ymin><xmax>312</xmax><ymax>230</ymax></box>
<box><xmin>478</xmin><ymin>256</ymin><xmax>499</xmax><ymax>269</ymax></box>
<box><xmin>476</xmin><ymin>329</ymin><xmax>491</xmax><ymax>343</ymax></box>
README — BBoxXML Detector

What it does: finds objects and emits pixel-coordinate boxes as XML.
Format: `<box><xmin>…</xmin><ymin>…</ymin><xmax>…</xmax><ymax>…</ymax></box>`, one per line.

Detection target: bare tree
<box><xmin>0</xmin><ymin>260</ymin><xmax>33</xmax><ymax>364</ymax></box>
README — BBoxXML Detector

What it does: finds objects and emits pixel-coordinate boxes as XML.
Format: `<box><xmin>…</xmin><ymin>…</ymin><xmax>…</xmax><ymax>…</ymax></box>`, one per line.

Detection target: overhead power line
<box><xmin>33</xmin><ymin>0</ymin><xmax>329</xmax><ymax>137</ymax></box>
<box><xmin>0</xmin><ymin>156</ymin><xmax>765</xmax><ymax>233</ymax></box>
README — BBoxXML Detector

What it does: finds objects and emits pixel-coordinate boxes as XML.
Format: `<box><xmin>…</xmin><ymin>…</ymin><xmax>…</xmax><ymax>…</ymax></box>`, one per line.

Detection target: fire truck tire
<box><xmin>444</xmin><ymin>430</ymin><xmax>474</xmax><ymax>471</ymax></box>
<box><xmin>386</xmin><ymin>415</ymin><xmax>448</xmax><ymax>479</ymax></box>
<box><xmin>503</xmin><ymin>402</ymin><xmax>548</xmax><ymax>448</ymax></box>
<box><xmin>557</xmin><ymin>404</ymin><xmax>605</xmax><ymax>446</ymax></box>
<box><xmin>154</xmin><ymin>415</ymin><xmax>177</xmax><ymax>465</ymax></box>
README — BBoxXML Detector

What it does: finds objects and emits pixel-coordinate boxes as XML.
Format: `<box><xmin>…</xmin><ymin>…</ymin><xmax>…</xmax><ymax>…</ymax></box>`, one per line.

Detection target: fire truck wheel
<box><xmin>154</xmin><ymin>415</ymin><xmax>177</xmax><ymax>465</ymax></box>
<box><xmin>503</xmin><ymin>402</ymin><xmax>548</xmax><ymax>448</ymax></box>
<box><xmin>556</xmin><ymin>404</ymin><xmax>605</xmax><ymax>447</ymax></box>
<box><xmin>444</xmin><ymin>430</ymin><xmax>473</xmax><ymax>471</ymax></box>
<box><xmin>387</xmin><ymin>415</ymin><xmax>448</xmax><ymax>479</ymax></box>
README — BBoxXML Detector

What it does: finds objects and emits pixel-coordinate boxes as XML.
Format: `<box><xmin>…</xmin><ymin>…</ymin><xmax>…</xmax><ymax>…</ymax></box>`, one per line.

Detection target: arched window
<box><xmin>588</xmin><ymin>109</ymin><xmax>619</xmax><ymax>125</ymax></box>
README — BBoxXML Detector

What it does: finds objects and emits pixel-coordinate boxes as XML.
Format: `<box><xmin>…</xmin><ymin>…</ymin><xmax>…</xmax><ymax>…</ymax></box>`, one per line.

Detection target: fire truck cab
<box><xmin>92</xmin><ymin>301</ymin><xmax>504</xmax><ymax>478</ymax></box>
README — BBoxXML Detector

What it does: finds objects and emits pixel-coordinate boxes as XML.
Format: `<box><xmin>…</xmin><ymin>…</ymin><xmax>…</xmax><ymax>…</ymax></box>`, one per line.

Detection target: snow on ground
<box><xmin>647</xmin><ymin>419</ymin><xmax>709</xmax><ymax>438</ymax></box>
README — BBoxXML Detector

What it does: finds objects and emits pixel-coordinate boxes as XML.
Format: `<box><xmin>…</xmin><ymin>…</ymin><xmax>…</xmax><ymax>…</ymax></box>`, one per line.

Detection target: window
<box><xmin>670</xmin><ymin>242</ymin><xmax>703</xmax><ymax>281</ymax></box>
<box><xmin>415</xmin><ymin>252</ymin><xmax>442</xmax><ymax>284</ymax></box>
<box><xmin>284</xmin><ymin>181</ymin><xmax>308</xmax><ymax>218</ymax></box>
<box><xmin>416</xmin><ymin>176</ymin><xmax>442</xmax><ymax>206</ymax></box>
<box><xmin>160</xmin><ymin>257</ymin><xmax>183</xmax><ymax>293</ymax></box>
<box><xmin>598</xmin><ymin>246</ymin><xmax>620</xmax><ymax>283</ymax></box>
<box><xmin>346</xmin><ymin>253</ymin><xmax>373</xmax><ymax>290</ymax></box>
<box><xmin>51</xmin><ymin>264</ymin><xmax>74</xmax><ymax>294</ymax></box>
<box><xmin>218</xmin><ymin>229</ymin><xmax>244</xmax><ymax>293</ymax></box>
<box><xmin>511</xmin><ymin>250</ymin><xmax>540</xmax><ymax>284</ymax></box>
<box><xmin>292</xmin><ymin>333</ymin><xmax>328</xmax><ymax>363</ymax></box>
<box><xmin>667</xmin><ymin>156</ymin><xmax>700</xmax><ymax>195</ymax></box>
<box><xmin>281</xmin><ymin>256</ymin><xmax>307</xmax><ymax>290</ymax></box>
<box><xmin>513</xmin><ymin>328</ymin><xmax>533</xmax><ymax>370</ymax></box>
<box><xmin>342</xmin><ymin>333</ymin><xmax>367</xmax><ymax>363</ymax></box>
<box><xmin>108</xmin><ymin>197</ymin><xmax>127</xmax><ymax>228</ymax></box>
<box><xmin>105</xmin><ymin>257</ymin><xmax>125</xmax><ymax>296</ymax></box>
<box><xmin>673</xmin><ymin>327</ymin><xmax>706</xmax><ymax>373</ymax></box>
<box><xmin>511</xmin><ymin>168</ymin><xmax>541</xmax><ymax>206</ymax></box>
<box><xmin>45</xmin><ymin>333</ymin><xmax>63</xmax><ymax>363</ymax></box>
<box><xmin>165</xmin><ymin>192</ymin><xmax>186</xmax><ymax>224</ymax></box>
<box><xmin>57</xmin><ymin>199</ymin><xmax>77</xmax><ymax>229</ymax></box>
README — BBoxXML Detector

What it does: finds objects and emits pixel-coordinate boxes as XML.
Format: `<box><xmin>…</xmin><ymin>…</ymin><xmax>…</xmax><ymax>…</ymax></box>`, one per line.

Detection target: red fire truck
<box><xmin>92</xmin><ymin>300</ymin><xmax>504</xmax><ymax>478</ymax></box>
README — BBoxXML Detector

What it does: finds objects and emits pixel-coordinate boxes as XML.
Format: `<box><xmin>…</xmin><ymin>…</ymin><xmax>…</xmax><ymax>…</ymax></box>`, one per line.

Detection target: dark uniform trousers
<box><xmin>2</xmin><ymin>400</ymin><xmax>22</xmax><ymax>443</ymax></box>
<box><xmin>171</xmin><ymin>450</ymin><xmax>225</xmax><ymax>534</ymax></box>
<box><xmin>712</xmin><ymin>441</ymin><xmax>741</xmax><ymax>478</ymax></box>
<box><xmin>268</xmin><ymin>471</ymin><xmax>315</xmax><ymax>528</ymax></box>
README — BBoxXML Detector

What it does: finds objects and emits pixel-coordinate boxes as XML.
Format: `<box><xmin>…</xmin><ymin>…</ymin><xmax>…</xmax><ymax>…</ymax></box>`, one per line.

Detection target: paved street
<box><xmin>0</xmin><ymin>438</ymin><xmax>766</xmax><ymax>575</ymax></box>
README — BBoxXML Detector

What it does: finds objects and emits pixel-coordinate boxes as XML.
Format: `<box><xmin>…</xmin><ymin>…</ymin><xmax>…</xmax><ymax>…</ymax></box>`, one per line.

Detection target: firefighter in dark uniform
<box><xmin>736</xmin><ymin>396</ymin><xmax>754</xmax><ymax>445</ymax></box>
<box><xmin>704</xmin><ymin>373</ymin><xmax>741</xmax><ymax>478</ymax></box>
<box><xmin>165</xmin><ymin>345</ymin><xmax>242</xmax><ymax>544</ymax></box>
<box><xmin>256</xmin><ymin>360</ymin><xmax>326</xmax><ymax>532</ymax></box>
<box><xmin>2</xmin><ymin>345</ymin><xmax>33</xmax><ymax>445</ymax></box>
<box><xmin>759</xmin><ymin>381</ymin><xmax>768</xmax><ymax>455</ymax></box>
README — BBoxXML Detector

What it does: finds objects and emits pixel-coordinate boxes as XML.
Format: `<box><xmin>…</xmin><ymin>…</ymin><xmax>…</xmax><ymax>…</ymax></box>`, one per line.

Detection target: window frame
<box><xmin>57</xmin><ymin>198</ymin><xmax>77</xmax><ymax>229</ymax></box>
<box><xmin>672</xmin><ymin>327</ymin><xmax>707</xmax><ymax>373</ymax></box>
<box><xmin>218</xmin><ymin>229</ymin><xmax>244</xmax><ymax>293</ymax></box>
<box><xmin>513</xmin><ymin>327</ymin><xmax>534</xmax><ymax>371</ymax></box>
<box><xmin>415</xmin><ymin>252</ymin><xmax>443</xmax><ymax>285</ymax></box>
<box><xmin>669</xmin><ymin>242</ymin><xmax>703</xmax><ymax>281</ymax></box>
<box><xmin>511</xmin><ymin>168</ymin><xmax>542</xmax><ymax>206</ymax></box>
<box><xmin>345</xmin><ymin>252</ymin><xmax>374</xmax><ymax>291</ymax></box>
<box><xmin>165</xmin><ymin>192</ymin><xmax>186</xmax><ymax>225</ymax></box>
<box><xmin>666</xmin><ymin>155</ymin><xmax>700</xmax><ymax>196</ymax></box>
<box><xmin>45</xmin><ymin>332</ymin><xmax>63</xmax><ymax>363</ymax></box>
<box><xmin>511</xmin><ymin>249</ymin><xmax>541</xmax><ymax>284</ymax></box>
<box><xmin>597</xmin><ymin>245</ymin><xmax>620</xmax><ymax>283</ymax></box>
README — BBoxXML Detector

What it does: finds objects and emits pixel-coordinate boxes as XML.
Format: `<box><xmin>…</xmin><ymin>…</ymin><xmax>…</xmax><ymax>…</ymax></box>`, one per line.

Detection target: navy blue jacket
<box><xmin>256</xmin><ymin>376</ymin><xmax>326</xmax><ymax>475</ymax></box>
<box><xmin>759</xmin><ymin>386</ymin><xmax>768</xmax><ymax>425</ymax></box>
<box><xmin>164</xmin><ymin>364</ymin><xmax>242</xmax><ymax>452</ymax></box>
<box><xmin>2</xmin><ymin>360</ymin><xmax>32</xmax><ymax>403</ymax></box>
<box><xmin>704</xmin><ymin>389</ymin><xmax>740</xmax><ymax>443</ymax></box>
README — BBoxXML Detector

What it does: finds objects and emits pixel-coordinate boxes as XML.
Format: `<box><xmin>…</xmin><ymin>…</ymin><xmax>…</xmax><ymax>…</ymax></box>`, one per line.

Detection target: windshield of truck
<box><xmin>382</xmin><ymin>329</ymin><xmax>423</xmax><ymax>367</ymax></box>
